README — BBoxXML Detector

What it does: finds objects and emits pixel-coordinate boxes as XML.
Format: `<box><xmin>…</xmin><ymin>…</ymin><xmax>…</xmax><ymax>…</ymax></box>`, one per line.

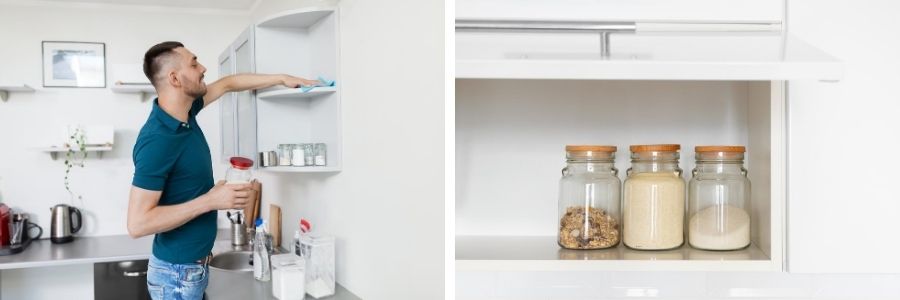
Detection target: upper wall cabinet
<box><xmin>219</xmin><ymin>7</ymin><xmax>341</xmax><ymax>172</ymax></box>
<box><xmin>456</xmin><ymin>0</ymin><xmax>842</xmax><ymax>81</ymax></box>
<box><xmin>454</xmin><ymin>0</ymin><xmax>842</xmax><ymax>274</ymax></box>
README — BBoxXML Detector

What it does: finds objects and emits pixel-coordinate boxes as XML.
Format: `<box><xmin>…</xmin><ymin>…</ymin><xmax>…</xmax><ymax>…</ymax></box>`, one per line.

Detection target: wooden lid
<box><xmin>629</xmin><ymin>144</ymin><xmax>680</xmax><ymax>152</ymax></box>
<box><xmin>565</xmin><ymin>145</ymin><xmax>617</xmax><ymax>152</ymax></box>
<box><xmin>695</xmin><ymin>146</ymin><xmax>746</xmax><ymax>153</ymax></box>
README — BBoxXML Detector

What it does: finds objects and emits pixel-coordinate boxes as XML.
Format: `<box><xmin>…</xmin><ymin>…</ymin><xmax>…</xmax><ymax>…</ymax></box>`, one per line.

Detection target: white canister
<box><xmin>271</xmin><ymin>253</ymin><xmax>306</xmax><ymax>300</ymax></box>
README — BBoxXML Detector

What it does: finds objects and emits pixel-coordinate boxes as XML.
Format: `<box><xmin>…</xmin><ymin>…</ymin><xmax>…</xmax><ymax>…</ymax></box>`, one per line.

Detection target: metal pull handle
<box><xmin>456</xmin><ymin>20</ymin><xmax>636</xmax><ymax>33</ymax></box>
<box><xmin>123</xmin><ymin>271</ymin><xmax>147</xmax><ymax>277</ymax></box>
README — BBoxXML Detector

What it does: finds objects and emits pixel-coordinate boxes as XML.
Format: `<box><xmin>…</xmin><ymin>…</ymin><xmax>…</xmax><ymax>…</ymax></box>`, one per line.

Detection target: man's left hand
<box><xmin>283</xmin><ymin>75</ymin><xmax>320</xmax><ymax>88</ymax></box>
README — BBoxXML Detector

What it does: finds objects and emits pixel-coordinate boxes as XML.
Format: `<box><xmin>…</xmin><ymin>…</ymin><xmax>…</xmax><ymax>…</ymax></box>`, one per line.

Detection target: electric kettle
<box><xmin>50</xmin><ymin>204</ymin><xmax>82</xmax><ymax>243</ymax></box>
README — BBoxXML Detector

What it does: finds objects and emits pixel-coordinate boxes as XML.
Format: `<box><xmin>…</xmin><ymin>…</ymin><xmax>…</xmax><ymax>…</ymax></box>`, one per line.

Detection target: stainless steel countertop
<box><xmin>0</xmin><ymin>229</ymin><xmax>361</xmax><ymax>300</ymax></box>
<box><xmin>0</xmin><ymin>233</ymin><xmax>153</xmax><ymax>269</ymax></box>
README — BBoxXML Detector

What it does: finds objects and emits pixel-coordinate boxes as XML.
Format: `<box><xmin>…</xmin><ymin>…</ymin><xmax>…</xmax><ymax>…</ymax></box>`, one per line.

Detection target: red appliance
<box><xmin>0</xmin><ymin>203</ymin><xmax>10</xmax><ymax>246</ymax></box>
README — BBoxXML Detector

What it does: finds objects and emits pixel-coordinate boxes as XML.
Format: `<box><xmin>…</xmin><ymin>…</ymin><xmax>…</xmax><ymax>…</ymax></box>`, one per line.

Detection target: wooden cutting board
<box><xmin>270</xmin><ymin>204</ymin><xmax>282</xmax><ymax>248</ymax></box>
<box><xmin>245</xmin><ymin>180</ymin><xmax>262</xmax><ymax>226</ymax></box>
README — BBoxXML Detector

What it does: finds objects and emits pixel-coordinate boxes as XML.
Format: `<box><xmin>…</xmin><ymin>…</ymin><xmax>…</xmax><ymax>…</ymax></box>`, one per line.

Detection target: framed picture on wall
<box><xmin>42</xmin><ymin>41</ymin><xmax>106</xmax><ymax>88</ymax></box>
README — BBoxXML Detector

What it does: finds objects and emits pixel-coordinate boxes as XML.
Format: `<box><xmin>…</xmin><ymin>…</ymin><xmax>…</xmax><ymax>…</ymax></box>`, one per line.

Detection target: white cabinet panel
<box><xmin>457</xmin><ymin>0</ymin><xmax>784</xmax><ymax>23</ymax></box>
<box><xmin>787</xmin><ymin>0</ymin><xmax>900</xmax><ymax>273</ymax></box>
<box><xmin>218</xmin><ymin>51</ymin><xmax>236</xmax><ymax>163</ymax></box>
<box><xmin>233</xmin><ymin>29</ymin><xmax>258</xmax><ymax>162</ymax></box>
<box><xmin>457</xmin><ymin>32</ymin><xmax>842</xmax><ymax>81</ymax></box>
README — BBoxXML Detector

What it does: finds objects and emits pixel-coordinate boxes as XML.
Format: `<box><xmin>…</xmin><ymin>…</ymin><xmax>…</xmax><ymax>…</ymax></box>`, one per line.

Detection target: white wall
<box><xmin>0</xmin><ymin>3</ymin><xmax>249</xmax><ymax>299</ymax></box>
<box><xmin>250</xmin><ymin>0</ymin><xmax>445</xmax><ymax>299</ymax></box>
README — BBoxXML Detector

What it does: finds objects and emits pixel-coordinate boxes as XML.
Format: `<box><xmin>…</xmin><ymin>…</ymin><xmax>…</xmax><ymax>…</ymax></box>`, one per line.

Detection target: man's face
<box><xmin>173</xmin><ymin>47</ymin><xmax>207</xmax><ymax>98</ymax></box>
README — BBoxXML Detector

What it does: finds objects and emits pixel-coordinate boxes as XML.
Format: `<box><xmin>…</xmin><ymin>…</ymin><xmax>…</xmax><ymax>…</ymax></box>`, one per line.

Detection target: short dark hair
<box><xmin>143</xmin><ymin>41</ymin><xmax>184</xmax><ymax>86</ymax></box>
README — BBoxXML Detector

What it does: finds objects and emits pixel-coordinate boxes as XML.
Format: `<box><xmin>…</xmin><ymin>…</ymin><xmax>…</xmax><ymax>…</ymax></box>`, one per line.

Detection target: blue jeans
<box><xmin>147</xmin><ymin>254</ymin><xmax>209</xmax><ymax>300</ymax></box>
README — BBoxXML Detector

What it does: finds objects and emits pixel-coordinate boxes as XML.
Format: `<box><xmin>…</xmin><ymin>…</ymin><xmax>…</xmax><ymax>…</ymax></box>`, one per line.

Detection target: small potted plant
<box><xmin>63</xmin><ymin>127</ymin><xmax>87</xmax><ymax>203</ymax></box>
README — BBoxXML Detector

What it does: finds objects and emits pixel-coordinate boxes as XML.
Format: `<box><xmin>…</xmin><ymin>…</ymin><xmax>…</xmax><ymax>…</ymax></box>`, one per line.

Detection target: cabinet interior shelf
<box><xmin>0</xmin><ymin>84</ymin><xmax>35</xmax><ymax>101</ymax></box>
<box><xmin>38</xmin><ymin>146</ymin><xmax>113</xmax><ymax>160</ymax></box>
<box><xmin>257</xmin><ymin>87</ymin><xmax>337</xmax><ymax>100</ymax></box>
<box><xmin>456</xmin><ymin>236</ymin><xmax>775</xmax><ymax>272</ymax></box>
<box><xmin>259</xmin><ymin>166</ymin><xmax>341</xmax><ymax>173</ymax></box>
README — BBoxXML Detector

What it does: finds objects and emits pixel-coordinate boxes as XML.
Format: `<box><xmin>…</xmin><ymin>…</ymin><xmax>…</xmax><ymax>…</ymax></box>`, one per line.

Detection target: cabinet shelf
<box><xmin>257</xmin><ymin>87</ymin><xmax>337</xmax><ymax>100</ymax></box>
<box><xmin>38</xmin><ymin>146</ymin><xmax>113</xmax><ymax>160</ymax></box>
<box><xmin>456</xmin><ymin>33</ymin><xmax>842</xmax><ymax>81</ymax></box>
<box><xmin>457</xmin><ymin>236</ymin><xmax>776</xmax><ymax>272</ymax></box>
<box><xmin>111</xmin><ymin>83</ymin><xmax>154</xmax><ymax>93</ymax></box>
<box><xmin>259</xmin><ymin>166</ymin><xmax>341</xmax><ymax>173</ymax></box>
<box><xmin>0</xmin><ymin>84</ymin><xmax>35</xmax><ymax>101</ymax></box>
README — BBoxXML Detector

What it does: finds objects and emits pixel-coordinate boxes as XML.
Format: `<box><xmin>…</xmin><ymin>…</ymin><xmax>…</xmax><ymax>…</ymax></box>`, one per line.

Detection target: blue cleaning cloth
<box><xmin>300</xmin><ymin>76</ymin><xmax>336</xmax><ymax>92</ymax></box>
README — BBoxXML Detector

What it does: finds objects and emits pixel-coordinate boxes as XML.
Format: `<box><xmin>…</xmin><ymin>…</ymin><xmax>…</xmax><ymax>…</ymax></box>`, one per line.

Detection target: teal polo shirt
<box><xmin>132</xmin><ymin>97</ymin><xmax>216</xmax><ymax>264</ymax></box>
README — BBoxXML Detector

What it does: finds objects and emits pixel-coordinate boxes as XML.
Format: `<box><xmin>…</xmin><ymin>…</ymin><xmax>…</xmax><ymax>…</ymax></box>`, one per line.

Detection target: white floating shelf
<box><xmin>257</xmin><ymin>7</ymin><xmax>334</xmax><ymax>28</ymax></box>
<box><xmin>456</xmin><ymin>236</ymin><xmax>777</xmax><ymax>272</ymax></box>
<box><xmin>259</xmin><ymin>166</ymin><xmax>341</xmax><ymax>173</ymax></box>
<box><xmin>111</xmin><ymin>82</ymin><xmax>156</xmax><ymax>98</ymax></box>
<box><xmin>0</xmin><ymin>84</ymin><xmax>35</xmax><ymax>101</ymax></box>
<box><xmin>38</xmin><ymin>146</ymin><xmax>113</xmax><ymax>160</ymax></box>
<box><xmin>456</xmin><ymin>33</ymin><xmax>843</xmax><ymax>81</ymax></box>
<box><xmin>257</xmin><ymin>87</ymin><xmax>337</xmax><ymax>100</ymax></box>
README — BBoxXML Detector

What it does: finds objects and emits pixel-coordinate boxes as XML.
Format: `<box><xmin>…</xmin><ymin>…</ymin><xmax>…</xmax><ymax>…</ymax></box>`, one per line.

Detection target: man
<box><xmin>127</xmin><ymin>41</ymin><xmax>317</xmax><ymax>300</ymax></box>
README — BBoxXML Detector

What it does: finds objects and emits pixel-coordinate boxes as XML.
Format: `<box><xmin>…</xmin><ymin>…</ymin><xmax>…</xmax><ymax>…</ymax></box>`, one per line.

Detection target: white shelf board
<box><xmin>257</xmin><ymin>7</ymin><xmax>334</xmax><ymax>28</ymax></box>
<box><xmin>0</xmin><ymin>84</ymin><xmax>35</xmax><ymax>101</ymax></box>
<box><xmin>0</xmin><ymin>84</ymin><xmax>35</xmax><ymax>92</ymax></box>
<box><xmin>456</xmin><ymin>236</ymin><xmax>776</xmax><ymax>272</ymax></box>
<box><xmin>456</xmin><ymin>33</ymin><xmax>843</xmax><ymax>81</ymax></box>
<box><xmin>38</xmin><ymin>146</ymin><xmax>113</xmax><ymax>160</ymax></box>
<box><xmin>259</xmin><ymin>166</ymin><xmax>340</xmax><ymax>173</ymax></box>
<box><xmin>257</xmin><ymin>87</ymin><xmax>336</xmax><ymax>100</ymax></box>
<box><xmin>111</xmin><ymin>83</ymin><xmax>156</xmax><ymax>94</ymax></box>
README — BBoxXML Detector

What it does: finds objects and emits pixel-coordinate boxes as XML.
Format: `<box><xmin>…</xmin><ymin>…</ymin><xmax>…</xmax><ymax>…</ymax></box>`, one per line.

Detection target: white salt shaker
<box><xmin>271</xmin><ymin>253</ymin><xmax>305</xmax><ymax>300</ymax></box>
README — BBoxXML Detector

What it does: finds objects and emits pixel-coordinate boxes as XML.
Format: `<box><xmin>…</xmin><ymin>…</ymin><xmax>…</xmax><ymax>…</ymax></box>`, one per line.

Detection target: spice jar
<box><xmin>623</xmin><ymin>144</ymin><xmax>685</xmax><ymax>250</ymax></box>
<box><xmin>688</xmin><ymin>146</ymin><xmax>751</xmax><ymax>250</ymax></box>
<box><xmin>278</xmin><ymin>144</ymin><xmax>293</xmax><ymax>166</ymax></box>
<box><xmin>557</xmin><ymin>145</ymin><xmax>621</xmax><ymax>249</ymax></box>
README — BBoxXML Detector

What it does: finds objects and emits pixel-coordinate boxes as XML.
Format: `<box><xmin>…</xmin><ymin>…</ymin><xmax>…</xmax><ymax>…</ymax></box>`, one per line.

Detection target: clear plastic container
<box><xmin>557</xmin><ymin>145</ymin><xmax>621</xmax><ymax>250</ymax></box>
<box><xmin>688</xmin><ymin>146</ymin><xmax>751</xmax><ymax>250</ymax></box>
<box><xmin>271</xmin><ymin>253</ymin><xmax>305</xmax><ymax>300</ymax></box>
<box><xmin>300</xmin><ymin>234</ymin><xmax>335</xmax><ymax>299</ymax></box>
<box><xmin>623</xmin><ymin>144</ymin><xmax>685</xmax><ymax>250</ymax></box>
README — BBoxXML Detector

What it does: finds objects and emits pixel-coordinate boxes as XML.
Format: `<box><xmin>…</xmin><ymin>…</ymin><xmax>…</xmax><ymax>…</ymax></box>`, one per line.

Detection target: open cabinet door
<box><xmin>786</xmin><ymin>0</ymin><xmax>900</xmax><ymax>274</ymax></box>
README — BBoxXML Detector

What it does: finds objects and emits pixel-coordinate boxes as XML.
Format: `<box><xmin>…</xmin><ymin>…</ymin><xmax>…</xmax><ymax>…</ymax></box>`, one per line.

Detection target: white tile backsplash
<box><xmin>458</xmin><ymin>271</ymin><xmax>900</xmax><ymax>300</ymax></box>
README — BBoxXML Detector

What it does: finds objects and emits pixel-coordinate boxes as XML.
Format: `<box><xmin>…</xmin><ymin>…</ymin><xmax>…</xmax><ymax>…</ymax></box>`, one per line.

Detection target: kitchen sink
<box><xmin>209</xmin><ymin>251</ymin><xmax>253</xmax><ymax>272</ymax></box>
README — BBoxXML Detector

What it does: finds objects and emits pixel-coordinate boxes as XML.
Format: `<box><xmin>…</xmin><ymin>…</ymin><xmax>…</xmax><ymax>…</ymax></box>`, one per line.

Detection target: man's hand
<box><xmin>203</xmin><ymin>74</ymin><xmax>320</xmax><ymax>107</ymax></box>
<box><xmin>204</xmin><ymin>180</ymin><xmax>252</xmax><ymax>210</ymax></box>
<box><xmin>281</xmin><ymin>75</ymin><xmax>320</xmax><ymax>88</ymax></box>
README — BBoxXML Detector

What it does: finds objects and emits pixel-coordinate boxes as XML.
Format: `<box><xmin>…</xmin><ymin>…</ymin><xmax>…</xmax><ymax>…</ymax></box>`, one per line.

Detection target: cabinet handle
<box><xmin>123</xmin><ymin>271</ymin><xmax>147</xmax><ymax>277</ymax></box>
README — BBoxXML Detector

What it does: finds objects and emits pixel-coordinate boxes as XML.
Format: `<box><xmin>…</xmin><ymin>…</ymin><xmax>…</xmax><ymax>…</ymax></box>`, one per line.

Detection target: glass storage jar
<box><xmin>688</xmin><ymin>146</ymin><xmax>751</xmax><ymax>250</ymax></box>
<box><xmin>557</xmin><ymin>145</ymin><xmax>621</xmax><ymax>250</ymax></box>
<box><xmin>225</xmin><ymin>156</ymin><xmax>254</xmax><ymax>184</ymax></box>
<box><xmin>623</xmin><ymin>144</ymin><xmax>685</xmax><ymax>250</ymax></box>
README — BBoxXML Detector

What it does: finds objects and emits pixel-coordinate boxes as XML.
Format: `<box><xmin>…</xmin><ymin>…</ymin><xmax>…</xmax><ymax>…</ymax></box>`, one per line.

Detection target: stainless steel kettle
<box><xmin>50</xmin><ymin>204</ymin><xmax>82</xmax><ymax>243</ymax></box>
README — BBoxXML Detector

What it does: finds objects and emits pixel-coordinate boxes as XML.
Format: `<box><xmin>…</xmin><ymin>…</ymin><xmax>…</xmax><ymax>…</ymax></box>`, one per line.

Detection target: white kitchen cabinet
<box><xmin>455</xmin><ymin>0</ymin><xmax>841</xmax><ymax>273</ymax></box>
<box><xmin>218</xmin><ymin>7</ymin><xmax>341</xmax><ymax>171</ymax></box>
